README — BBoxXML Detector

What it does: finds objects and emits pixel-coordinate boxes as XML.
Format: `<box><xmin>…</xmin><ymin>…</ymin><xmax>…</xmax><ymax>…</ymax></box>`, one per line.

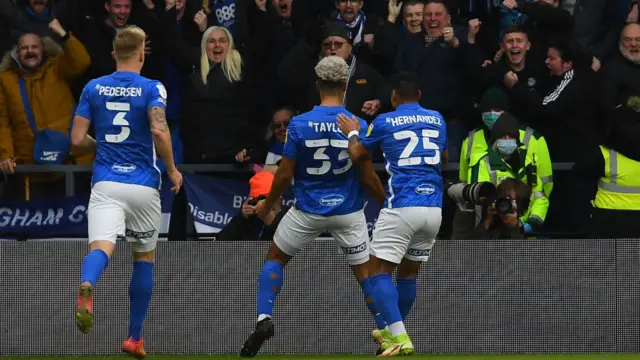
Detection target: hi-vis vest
<box><xmin>460</xmin><ymin>126</ymin><xmax>553</xmax><ymax>197</ymax></box>
<box><xmin>593</xmin><ymin>146</ymin><xmax>640</xmax><ymax>210</ymax></box>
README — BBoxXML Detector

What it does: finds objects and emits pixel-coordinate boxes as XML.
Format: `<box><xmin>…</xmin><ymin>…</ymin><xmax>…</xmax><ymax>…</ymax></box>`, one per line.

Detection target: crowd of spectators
<box><xmin>0</xmin><ymin>0</ymin><xmax>639</xmax><ymax>238</ymax></box>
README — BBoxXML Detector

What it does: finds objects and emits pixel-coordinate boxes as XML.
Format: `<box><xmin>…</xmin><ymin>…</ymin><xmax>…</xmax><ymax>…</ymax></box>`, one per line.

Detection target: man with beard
<box><xmin>600</xmin><ymin>23</ymin><xmax>640</xmax><ymax>109</ymax></box>
<box><xmin>0</xmin><ymin>20</ymin><xmax>92</xmax><ymax>200</ymax></box>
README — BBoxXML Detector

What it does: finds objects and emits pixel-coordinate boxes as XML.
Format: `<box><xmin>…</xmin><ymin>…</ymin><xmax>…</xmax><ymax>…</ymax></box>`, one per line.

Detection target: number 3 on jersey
<box><xmin>105</xmin><ymin>102</ymin><xmax>131</xmax><ymax>143</ymax></box>
<box><xmin>395</xmin><ymin>129</ymin><xmax>441</xmax><ymax>166</ymax></box>
<box><xmin>305</xmin><ymin>139</ymin><xmax>352</xmax><ymax>175</ymax></box>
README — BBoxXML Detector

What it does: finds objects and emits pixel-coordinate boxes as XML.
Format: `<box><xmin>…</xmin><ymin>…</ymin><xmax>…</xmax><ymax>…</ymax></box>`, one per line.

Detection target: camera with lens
<box><xmin>493</xmin><ymin>196</ymin><xmax>516</xmax><ymax>215</ymax></box>
<box><xmin>246</xmin><ymin>195</ymin><xmax>267</xmax><ymax>207</ymax></box>
<box><xmin>446</xmin><ymin>182</ymin><xmax>497</xmax><ymax>206</ymax></box>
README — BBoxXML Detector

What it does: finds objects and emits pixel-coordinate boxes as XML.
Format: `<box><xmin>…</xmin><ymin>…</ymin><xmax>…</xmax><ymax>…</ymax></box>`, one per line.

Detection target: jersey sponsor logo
<box><xmin>407</xmin><ymin>248</ymin><xmax>431</xmax><ymax>257</ymax></box>
<box><xmin>386</xmin><ymin>115</ymin><xmax>442</xmax><ymax>127</ymax></box>
<box><xmin>96</xmin><ymin>85</ymin><xmax>142</xmax><ymax>97</ymax></box>
<box><xmin>125</xmin><ymin>228</ymin><xmax>155</xmax><ymax>239</ymax></box>
<box><xmin>415</xmin><ymin>184</ymin><xmax>436</xmax><ymax>196</ymax></box>
<box><xmin>111</xmin><ymin>163</ymin><xmax>137</xmax><ymax>173</ymax></box>
<box><xmin>319</xmin><ymin>194</ymin><xmax>345</xmax><ymax>207</ymax></box>
<box><xmin>342</xmin><ymin>241</ymin><xmax>367</xmax><ymax>255</ymax></box>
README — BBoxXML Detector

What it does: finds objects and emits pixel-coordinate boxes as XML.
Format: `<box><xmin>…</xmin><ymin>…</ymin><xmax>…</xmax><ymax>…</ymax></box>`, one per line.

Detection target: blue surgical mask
<box><xmin>482</xmin><ymin>112</ymin><xmax>501</xmax><ymax>129</ymax></box>
<box><xmin>496</xmin><ymin>139</ymin><xmax>518</xmax><ymax>155</ymax></box>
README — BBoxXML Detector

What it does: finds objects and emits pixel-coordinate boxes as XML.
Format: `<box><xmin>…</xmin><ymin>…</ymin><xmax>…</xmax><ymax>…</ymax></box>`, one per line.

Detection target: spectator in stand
<box><xmin>504</xmin><ymin>39</ymin><xmax>598</xmax><ymax>234</ymax></box>
<box><xmin>466</xmin><ymin>25</ymin><xmax>548</xmax><ymax>123</ymax></box>
<box><xmin>499</xmin><ymin>0</ymin><xmax>573</xmax><ymax>63</ymax></box>
<box><xmin>565</xmin><ymin>0</ymin><xmax>630</xmax><ymax>72</ymax></box>
<box><xmin>0</xmin><ymin>19</ymin><xmax>92</xmax><ymax>200</ymax></box>
<box><xmin>374</xmin><ymin>0</ymin><xmax>424</xmax><ymax>77</ymax></box>
<box><xmin>0</xmin><ymin>0</ymin><xmax>78</xmax><ymax>44</ymax></box>
<box><xmin>394</xmin><ymin>0</ymin><xmax>474</xmax><ymax>161</ymax></box>
<box><xmin>235</xmin><ymin>106</ymin><xmax>297</xmax><ymax>166</ymax></box>
<box><xmin>279</xmin><ymin>20</ymin><xmax>388</xmax><ymax>123</ymax></box>
<box><xmin>332</xmin><ymin>0</ymin><xmax>378</xmax><ymax>64</ymax></box>
<box><xmin>163</xmin><ymin>1</ymin><xmax>256</xmax><ymax>164</ymax></box>
<box><xmin>75</xmin><ymin>0</ymin><xmax>165</xmax><ymax>88</ymax></box>
<box><xmin>573</xmin><ymin>95</ymin><xmax>640</xmax><ymax>238</ymax></box>
<box><xmin>600</xmin><ymin>23</ymin><xmax>640</xmax><ymax>109</ymax></box>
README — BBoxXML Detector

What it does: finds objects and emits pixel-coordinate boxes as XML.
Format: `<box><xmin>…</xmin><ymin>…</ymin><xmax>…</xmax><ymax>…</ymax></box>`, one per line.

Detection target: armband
<box><xmin>348</xmin><ymin>130</ymin><xmax>359</xmax><ymax>139</ymax></box>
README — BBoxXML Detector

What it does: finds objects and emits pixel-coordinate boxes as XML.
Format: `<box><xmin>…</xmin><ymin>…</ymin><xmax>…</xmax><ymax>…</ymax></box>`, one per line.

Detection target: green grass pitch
<box><xmin>2</xmin><ymin>355</ymin><xmax>639</xmax><ymax>360</ymax></box>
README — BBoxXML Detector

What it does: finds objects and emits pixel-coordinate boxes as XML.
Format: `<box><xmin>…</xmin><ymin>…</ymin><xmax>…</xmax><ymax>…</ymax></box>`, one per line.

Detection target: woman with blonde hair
<box><xmin>164</xmin><ymin>2</ymin><xmax>256</xmax><ymax>165</ymax></box>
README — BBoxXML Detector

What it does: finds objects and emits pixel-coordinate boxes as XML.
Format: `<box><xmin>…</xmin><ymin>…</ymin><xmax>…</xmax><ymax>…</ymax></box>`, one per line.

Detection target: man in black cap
<box><xmin>278</xmin><ymin>20</ymin><xmax>390</xmax><ymax>122</ymax></box>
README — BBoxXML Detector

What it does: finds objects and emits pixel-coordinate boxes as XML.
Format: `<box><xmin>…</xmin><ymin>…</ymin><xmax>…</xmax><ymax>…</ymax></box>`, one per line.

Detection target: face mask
<box><xmin>496</xmin><ymin>139</ymin><xmax>518</xmax><ymax>155</ymax></box>
<box><xmin>482</xmin><ymin>112</ymin><xmax>501</xmax><ymax>129</ymax></box>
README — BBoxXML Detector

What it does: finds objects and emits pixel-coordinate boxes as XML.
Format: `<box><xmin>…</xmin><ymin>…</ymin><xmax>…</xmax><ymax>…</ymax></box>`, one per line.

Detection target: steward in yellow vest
<box><xmin>463</xmin><ymin>112</ymin><xmax>549</xmax><ymax>234</ymax></box>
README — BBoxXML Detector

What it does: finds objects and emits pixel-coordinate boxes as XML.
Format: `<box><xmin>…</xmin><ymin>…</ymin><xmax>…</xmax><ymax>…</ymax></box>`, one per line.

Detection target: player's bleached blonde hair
<box><xmin>113</xmin><ymin>26</ymin><xmax>146</xmax><ymax>62</ymax></box>
<box><xmin>200</xmin><ymin>26</ymin><xmax>243</xmax><ymax>85</ymax></box>
<box><xmin>315</xmin><ymin>55</ymin><xmax>349</xmax><ymax>84</ymax></box>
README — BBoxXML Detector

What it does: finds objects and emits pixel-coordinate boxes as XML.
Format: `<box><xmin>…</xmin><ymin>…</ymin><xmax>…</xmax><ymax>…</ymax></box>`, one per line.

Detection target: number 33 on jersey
<box><xmin>362</xmin><ymin>103</ymin><xmax>448</xmax><ymax>209</ymax></box>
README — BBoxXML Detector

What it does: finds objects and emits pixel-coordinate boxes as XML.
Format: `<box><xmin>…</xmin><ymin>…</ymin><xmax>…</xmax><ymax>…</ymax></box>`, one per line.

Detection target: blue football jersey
<box><xmin>76</xmin><ymin>71</ymin><xmax>167</xmax><ymax>190</ymax></box>
<box><xmin>283</xmin><ymin>106</ymin><xmax>368</xmax><ymax>216</ymax></box>
<box><xmin>363</xmin><ymin>103</ymin><xmax>447</xmax><ymax>208</ymax></box>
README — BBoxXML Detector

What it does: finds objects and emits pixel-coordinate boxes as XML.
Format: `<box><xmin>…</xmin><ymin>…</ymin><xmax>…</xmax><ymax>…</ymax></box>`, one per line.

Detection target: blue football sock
<box><xmin>359</xmin><ymin>278</ymin><xmax>386</xmax><ymax>330</ymax></box>
<box><xmin>80</xmin><ymin>249</ymin><xmax>109</xmax><ymax>287</ymax></box>
<box><xmin>370</xmin><ymin>273</ymin><xmax>403</xmax><ymax>326</ymax></box>
<box><xmin>396</xmin><ymin>277</ymin><xmax>417</xmax><ymax>321</ymax></box>
<box><xmin>128</xmin><ymin>261</ymin><xmax>154</xmax><ymax>341</ymax></box>
<box><xmin>256</xmin><ymin>261</ymin><xmax>284</xmax><ymax>320</ymax></box>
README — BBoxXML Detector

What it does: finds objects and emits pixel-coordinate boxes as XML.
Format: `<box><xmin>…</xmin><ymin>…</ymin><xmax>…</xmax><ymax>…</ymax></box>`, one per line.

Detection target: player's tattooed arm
<box><xmin>148</xmin><ymin>106</ymin><xmax>177</xmax><ymax>172</ymax></box>
<box><xmin>358</xmin><ymin>158</ymin><xmax>386</xmax><ymax>205</ymax></box>
<box><xmin>148</xmin><ymin>106</ymin><xmax>169</xmax><ymax>133</ymax></box>
<box><xmin>346</xmin><ymin>135</ymin><xmax>370</xmax><ymax>164</ymax></box>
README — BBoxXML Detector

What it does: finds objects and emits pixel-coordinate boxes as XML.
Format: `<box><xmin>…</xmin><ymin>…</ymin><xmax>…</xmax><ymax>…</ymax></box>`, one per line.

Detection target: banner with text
<box><xmin>0</xmin><ymin>174</ymin><xmax>383</xmax><ymax>237</ymax></box>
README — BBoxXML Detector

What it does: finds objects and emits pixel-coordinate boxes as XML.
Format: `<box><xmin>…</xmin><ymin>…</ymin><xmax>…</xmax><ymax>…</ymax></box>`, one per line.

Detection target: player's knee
<box><xmin>370</xmin><ymin>255</ymin><xmax>397</xmax><ymax>275</ymax></box>
<box><xmin>265</xmin><ymin>241</ymin><xmax>292</xmax><ymax>266</ymax></box>
<box><xmin>89</xmin><ymin>240</ymin><xmax>116</xmax><ymax>258</ymax></box>
<box><xmin>397</xmin><ymin>258</ymin><xmax>421</xmax><ymax>278</ymax></box>
<box><xmin>349</xmin><ymin>262</ymin><xmax>370</xmax><ymax>282</ymax></box>
<box><xmin>132</xmin><ymin>249</ymin><xmax>156</xmax><ymax>263</ymax></box>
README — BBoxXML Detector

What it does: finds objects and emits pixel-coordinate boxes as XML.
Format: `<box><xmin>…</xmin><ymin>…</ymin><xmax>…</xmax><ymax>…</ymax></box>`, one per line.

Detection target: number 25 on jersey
<box><xmin>395</xmin><ymin>129</ymin><xmax>441</xmax><ymax>167</ymax></box>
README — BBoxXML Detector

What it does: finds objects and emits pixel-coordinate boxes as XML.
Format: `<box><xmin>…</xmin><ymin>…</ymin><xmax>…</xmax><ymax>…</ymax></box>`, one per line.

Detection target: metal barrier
<box><xmin>12</xmin><ymin>162</ymin><xmax>576</xmax><ymax>197</ymax></box>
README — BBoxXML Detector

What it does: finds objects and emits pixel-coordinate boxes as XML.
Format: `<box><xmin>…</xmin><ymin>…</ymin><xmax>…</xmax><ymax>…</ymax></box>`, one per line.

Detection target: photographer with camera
<box><xmin>216</xmin><ymin>171</ymin><xmax>291</xmax><ymax>241</ymax></box>
<box><xmin>475</xmin><ymin>178</ymin><xmax>531</xmax><ymax>239</ymax></box>
<box><xmin>452</xmin><ymin>112</ymin><xmax>548</xmax><ymax>238</ymax></box>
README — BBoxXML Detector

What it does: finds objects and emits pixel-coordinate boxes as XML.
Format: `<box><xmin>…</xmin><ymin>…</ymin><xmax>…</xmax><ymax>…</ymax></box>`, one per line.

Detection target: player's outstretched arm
<box><xmin>336</xmin><ymin>114</ymin><xmax>369</xmax><ymax>163</ymax></box>
<box><xmin>71</xmin><ymin>115</ymin><xmax>97</xmax><ymax>152</ymax></box>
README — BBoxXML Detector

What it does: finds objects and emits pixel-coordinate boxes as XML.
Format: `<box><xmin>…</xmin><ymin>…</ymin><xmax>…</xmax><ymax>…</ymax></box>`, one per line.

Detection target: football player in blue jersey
<box><xmin>70</xmin><ymin>26</ymin><xmax>183</xmax><ymax>359</ymax></box>
<box><xmin>337</xmin><ymin>71</ymin><xmax>448</xmax><ymax>356</ymax></box>
<box><xmin>239</xmin><ymin>56</ymin><xmax>387</xmax><ymax>358</ymax></box>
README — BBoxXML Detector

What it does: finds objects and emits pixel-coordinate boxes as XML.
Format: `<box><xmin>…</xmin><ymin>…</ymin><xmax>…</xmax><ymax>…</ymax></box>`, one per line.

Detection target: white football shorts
<box><xmin>370</xmin><ymin>207</ymin><xmax>442</xmax><ymax>264</ymax></box>
<box><xmin>274</xmin><ymin>207</ymin><xmax>369</xmax><ymax>265</ymax></box>
<box><xmin>88</xmin><ymin>181</ymin><xmax>161</xmax><ymax>253</ymax></box>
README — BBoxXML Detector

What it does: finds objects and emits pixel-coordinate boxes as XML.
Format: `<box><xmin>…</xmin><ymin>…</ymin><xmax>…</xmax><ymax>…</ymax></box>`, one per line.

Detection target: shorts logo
<box><xmin>125</xmin><ymin>229</ymin><xmax>155</xmax><ymax>239</ymax></box>
<box><xmin>343</xmin><ymin>242</ymin><xmax>367</xmax><ymax>255</ymax></box>
<box><xmin>415</xmin><ymin>184</ymin><xmax>435</xmax><ymax>196</ymax></box>
<box><xmin>112</xmin><ymin>163</ymin><xmax>136</xmax><ymax>173</ymax></box>
<box><xmin>320</xmin><ymin>194</ymin><xmax>345</xmax><ymax>207</ymax></box>
<box><xmin>407</xmin><ymin>248</ymin><xmax>431</xmax><ymax>257</ymax></box>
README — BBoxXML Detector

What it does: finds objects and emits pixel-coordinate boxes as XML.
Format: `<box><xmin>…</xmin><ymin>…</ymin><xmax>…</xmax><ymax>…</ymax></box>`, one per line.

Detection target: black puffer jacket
<box><xmin>164</xmin><ymin>6</ymin><xmax>257</xmax><ymax>163</ymax></box>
